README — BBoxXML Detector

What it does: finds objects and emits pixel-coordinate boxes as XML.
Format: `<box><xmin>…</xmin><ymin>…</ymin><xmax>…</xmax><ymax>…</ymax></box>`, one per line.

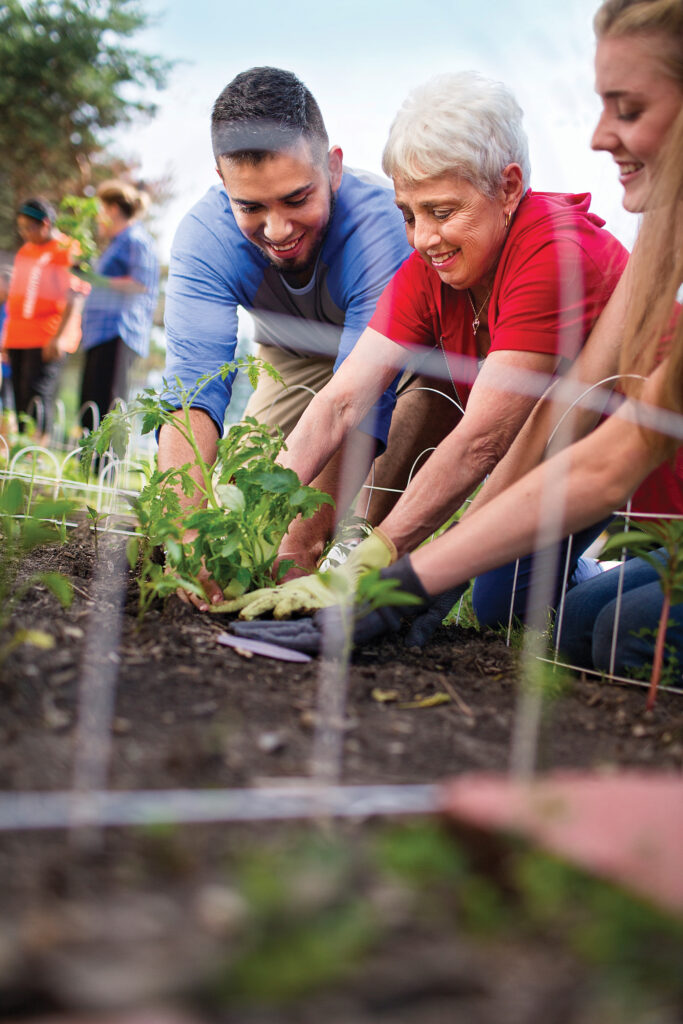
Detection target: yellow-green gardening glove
<box><xmin>219</xmin><ymin>575</ymin><xmax>337</xmax><ymax>620</ymax></box>
<box><xmin>215</xmin><ymin>528</ymin><xmax>397</xmax><ymax>621</ymax></box>
<box><xmin>341</xmin><ymin>527</ymin><xmax>397</xmax><ymax>579</ymax></box>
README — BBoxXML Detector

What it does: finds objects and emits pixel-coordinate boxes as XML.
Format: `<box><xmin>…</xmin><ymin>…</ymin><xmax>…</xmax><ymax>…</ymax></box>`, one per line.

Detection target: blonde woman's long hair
<box><xmin>618</xmin><ymin>109</ymin><xmax>683</xmax><ymax>431</ymax></box>
<box><xmin>594</xmin><ymin>0</ymin><xmax>683</xmax><ymax>84</ymax></box>
<box><xmin>593</xmin><ymin>0</ymin><xmax>683</xmax><ymax>447</ymax></box>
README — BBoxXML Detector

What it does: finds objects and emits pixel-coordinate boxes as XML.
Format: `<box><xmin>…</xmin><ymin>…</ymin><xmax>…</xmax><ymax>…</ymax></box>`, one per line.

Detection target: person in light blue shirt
<box><xmin>80</xmin><ymin>180</ymin><xmax>159</xmax><ymax>430</ymax></box>
<box><xmin>160</xmin><ymin>67</ymin><xmax>412</xmax><ymax>609</ymax></box>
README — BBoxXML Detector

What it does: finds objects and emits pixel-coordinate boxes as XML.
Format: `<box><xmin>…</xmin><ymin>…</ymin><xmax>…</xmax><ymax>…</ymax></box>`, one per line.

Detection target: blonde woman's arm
<box><xmin>411</xmin><ymin>359</ymin><xmax>671</xmax><ymax>595</ymax></box>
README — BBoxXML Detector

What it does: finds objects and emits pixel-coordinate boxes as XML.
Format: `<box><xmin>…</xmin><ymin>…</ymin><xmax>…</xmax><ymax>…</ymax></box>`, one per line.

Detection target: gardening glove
<box><xmin>231</xmin><ymin>556</ymin><xmax>469</xmax><ymax>651</ymax></box>
<box><xmin>216</xmin><ymin>528</ymin><xmax>397</xmax><ymax>621</ymax></box>
<box><xmin>339</xmin><ymin>526</ymin><xmax>397</xmax><ymax>577</ymax></box>
<box><xmin>404</xmin><ymin>582</ymin><xmax>469</xmax><ymax>646</ymax></box>
<box><xmin>229</xmin><ymin>563</ymin><xmax>417</xmax><ymax>651</ymax></box>
<box><xmin>400</xmin><ymin>519</ymin><xmax>468</xmax><ymax>645</ymax></box>
<box><xmin>230</xmin><ymin>606</ymin><xmax>350</xmax><ymax>654</ymax></box>
<box><xmin>217</xmin><ymin>575</ymin><xmax>338</xmax><ymax>621</ymax></box>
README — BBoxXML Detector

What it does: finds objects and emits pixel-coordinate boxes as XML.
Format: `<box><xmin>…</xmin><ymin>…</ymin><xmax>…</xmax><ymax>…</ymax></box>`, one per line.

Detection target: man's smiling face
<box><xmin>218</xmin><ymin>140</ymin><xmax>343</xmax><ymax>286</ymax></box>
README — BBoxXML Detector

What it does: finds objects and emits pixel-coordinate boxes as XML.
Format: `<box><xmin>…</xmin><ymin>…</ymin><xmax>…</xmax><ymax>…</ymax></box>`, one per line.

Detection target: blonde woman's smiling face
<box><xmin>592</xmin><ymin>33</ymin><xmax>683</xmax><ymax>212</ymax></box>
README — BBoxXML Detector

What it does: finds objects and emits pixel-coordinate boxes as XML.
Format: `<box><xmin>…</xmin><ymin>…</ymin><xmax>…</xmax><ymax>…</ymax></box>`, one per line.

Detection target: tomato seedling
<box><xmin>80</xmin><ymin>359</ymin><xmax>335</xmax><ymax>615</ymax></box>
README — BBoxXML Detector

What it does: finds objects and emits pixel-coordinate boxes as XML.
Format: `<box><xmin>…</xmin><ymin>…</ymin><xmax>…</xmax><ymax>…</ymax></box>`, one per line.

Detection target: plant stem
<box><xmin>647</xmin><ymin>591</ymin><xmax>670</xmax><ymax>711</ymax></box>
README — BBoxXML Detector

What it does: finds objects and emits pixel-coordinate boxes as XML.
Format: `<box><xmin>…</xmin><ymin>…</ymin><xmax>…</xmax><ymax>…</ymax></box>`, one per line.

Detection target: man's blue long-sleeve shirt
<box><xmin>164</xmin><ymin>168</ymin><xmax>411</xmax><ymax>444</ymax></box>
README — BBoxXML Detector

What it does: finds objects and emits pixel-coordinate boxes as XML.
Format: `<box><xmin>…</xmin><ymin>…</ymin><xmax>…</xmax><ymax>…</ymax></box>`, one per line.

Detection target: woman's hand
<box><xmin>216</xmin><ymin>528</ymin><xmax>397</xmax><ymax>620</ymax></box>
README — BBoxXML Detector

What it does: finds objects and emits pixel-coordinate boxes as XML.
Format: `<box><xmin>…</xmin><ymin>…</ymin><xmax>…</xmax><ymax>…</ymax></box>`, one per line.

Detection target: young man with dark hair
<box><xmin>160</xmin><ymin>67</ymin><xmax>411</xmax><ymax>608</ymax></box>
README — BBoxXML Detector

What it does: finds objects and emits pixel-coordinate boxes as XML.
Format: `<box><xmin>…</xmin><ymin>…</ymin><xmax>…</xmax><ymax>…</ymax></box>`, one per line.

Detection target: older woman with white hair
<box><xmin>222</xmin><ymin>70</ymin><xmax>628</xmax><ymax>624</ymax></box>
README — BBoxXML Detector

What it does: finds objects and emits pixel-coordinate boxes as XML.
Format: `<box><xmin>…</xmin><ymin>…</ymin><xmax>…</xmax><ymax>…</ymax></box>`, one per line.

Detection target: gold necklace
<box><xmin>467</xmin><ymin>287</ymin><xmax>492</xmax><ymax>335</ymax></box>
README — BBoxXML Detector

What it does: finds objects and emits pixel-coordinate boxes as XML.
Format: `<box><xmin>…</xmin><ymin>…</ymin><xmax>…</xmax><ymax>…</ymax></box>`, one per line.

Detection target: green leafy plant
<box><xmin>620</xmin><ymin>624</ymin><xmax>681</xmax><ymax>690</ymax></box>
<box><xmin>353</xmin><ymin>568</ymin><xmax>423</xmax><ymax>616</ymax></box>
<box><xmin>0</xmin><ymin>477</ymin><xmax>74</xmax><ymax>663</ymax></box>
<box><xmin>80</xmin><ymin>359</ymin><xmax>335</xmax><ymax>616</ymax></box>
<box><xmin>56</xmin><ymin>195</ymin><xmax>100</xmax><ymax>270</ymax></box>
<box><xmin>602</xmin><ymin>518</ymin><xmax>683</xmax><ymax>709</ymax></box>
<box><xmin>85</xmin><ymin>504</ymin><xmax>107</xmax><ymax>560</ymax></box>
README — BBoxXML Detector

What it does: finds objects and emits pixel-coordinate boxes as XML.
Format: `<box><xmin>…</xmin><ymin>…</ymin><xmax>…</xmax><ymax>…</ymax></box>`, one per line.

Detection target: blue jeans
<box><xmin>472</xmin><ymin>520</ymin><xmax>611</xmax><ymax>631</ymax></box>
<box><xmin>556</xmin><ymin>550</ymin><xmax>683</xmax><ymax>675</ymax></box>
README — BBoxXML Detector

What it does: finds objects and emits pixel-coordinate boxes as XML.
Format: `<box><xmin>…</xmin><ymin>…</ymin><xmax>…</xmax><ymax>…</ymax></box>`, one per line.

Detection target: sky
<box><xmin>113</xmin><ymin>0</ymin><xmax>637</xmax><ymax>262</ymax></box>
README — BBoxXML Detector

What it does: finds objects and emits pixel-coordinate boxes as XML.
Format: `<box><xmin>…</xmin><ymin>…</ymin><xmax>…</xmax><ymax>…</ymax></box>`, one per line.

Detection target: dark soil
<box><xmin>1</xmin><ymin>531</ymin><xmax>682</xmax><ymax>1023</ymax></box>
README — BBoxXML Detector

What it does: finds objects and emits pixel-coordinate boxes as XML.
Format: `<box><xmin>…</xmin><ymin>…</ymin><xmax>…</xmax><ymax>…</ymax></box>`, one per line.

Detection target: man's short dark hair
<box><xmin>211</xmin><ymin>67</ymin><xmax>329</xmax><ymax>166</ymax></box>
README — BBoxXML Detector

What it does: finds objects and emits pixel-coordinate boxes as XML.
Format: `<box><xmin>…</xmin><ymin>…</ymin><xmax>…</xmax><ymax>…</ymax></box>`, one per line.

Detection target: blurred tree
<box><xmin>0</xmin><ymin>0</ymin><xmax>172</xmax><ymax>249</ymax></box>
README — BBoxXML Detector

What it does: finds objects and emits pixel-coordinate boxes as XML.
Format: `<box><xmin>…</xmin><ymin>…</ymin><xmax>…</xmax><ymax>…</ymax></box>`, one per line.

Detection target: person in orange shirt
<box><xmin>1</xmin><ymin>198</ymin><xmax>84</xmax><ymax>440</ymax></box>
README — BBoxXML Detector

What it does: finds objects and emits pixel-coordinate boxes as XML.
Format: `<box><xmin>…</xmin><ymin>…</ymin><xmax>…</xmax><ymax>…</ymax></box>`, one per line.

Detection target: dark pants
<box><xmin>80</xmin><ymin>336</ymin><xmax>136</xmax><ymax>432</ymax></box>
<box><xmin>471</xmin><ymin>519</ymin><xmax>612</xmax><ymax>631</ymax></box>
<box><xmin>7</xmin><ymin>347</ymin><xmax>64</xmax><ymax>435</ymax></box>
<box><xmin>558</xmin><ymin>551</ymin><xmax>683</xmax><ymax>676</ymax></box>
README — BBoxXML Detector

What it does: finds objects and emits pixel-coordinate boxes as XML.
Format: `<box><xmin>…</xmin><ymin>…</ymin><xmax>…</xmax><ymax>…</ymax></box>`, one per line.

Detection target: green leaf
<box><xmin>245</xmin><ymin>467</ymin><xmax>295</xmax><ymax>493</ymax></box>
<box><xmin>355</xmin><ymin>570</ymin><xmax>423</xmax><ymax>614</ymax></box>
<box><xmin>215</xmin><ymin>482</ymin><xmax>246</xmax><ymax>512</ymax></box>
<box><xmin>0</xmin><ymin>478</ymin><xmax>24</xmax><ymax>515</ymax></box>
<box><xmin>110</xmin><ymin>416</ymin><xmax>131</xmax><ymax>459</ymax></box>
<box><xmin>164</xmin><ymin>537</ymin><xmax>183</xmax><ymax>565</ymax></box>
<box><xmin>31</xmin><ymin>498</ymin><xmax>75</xmax><ymax>522</ymax></box>
<box><xmin>126</xmin><ymin>536</ymin><xmax>140</xmax><ymax>570</ymax></box>
<box><xmin>141</xmin><ymin>410</ymin><xmax>164</xmax><ymax>435</ymax></box>
<box><xmin>275</xmin><ymin>558</ymin><xmax>295</xmax><ymax>582</ymax></box>
<box><xmin>18</xmin><ymin>518</ymin><xmax>56</xmax><ymax>550</ymax></box>
<box><xmin>601</xmin><ymin>530</ymin><xmax>657</xmax><ymax>557</ymax></box>
<box><xmin>36</xmin><ymin>572</ymin><xmax>73</xmax><ymax>608</ymax></box>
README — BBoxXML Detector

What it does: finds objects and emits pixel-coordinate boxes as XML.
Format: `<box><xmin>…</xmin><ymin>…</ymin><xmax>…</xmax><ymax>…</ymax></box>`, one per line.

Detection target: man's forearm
<box><xmin>158</xmin><ymin>408</ymin><xmax>219</xmax><ymax>513</ymax></box>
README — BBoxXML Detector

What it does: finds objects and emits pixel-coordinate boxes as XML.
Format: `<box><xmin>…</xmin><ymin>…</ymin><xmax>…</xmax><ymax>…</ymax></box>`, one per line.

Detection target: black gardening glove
<box><xmin>229</xmin><ymin>602</ymin><xmax>400</xmax><ymax>654</ymax></box>
<box><xmin>230</xmin><ymin>556</ymin><xmax>469</xmax><ymax>653</ymax></box>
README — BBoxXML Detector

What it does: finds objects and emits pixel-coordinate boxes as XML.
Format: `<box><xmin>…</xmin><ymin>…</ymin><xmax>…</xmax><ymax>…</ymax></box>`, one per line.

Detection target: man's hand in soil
<box><xmin>175</xmin><ymin>560</ymin><xmax>224</xmax><ymax>612</ymax></box>
<box><xmin>229</xmin><ymin>558</ymin><xmax>469</xmax><ymax>650</ymax></box>
<box><xmin>216</xmin><ymin>528</ymin><xmax>397</xmax><ymax>620</ymax></box>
